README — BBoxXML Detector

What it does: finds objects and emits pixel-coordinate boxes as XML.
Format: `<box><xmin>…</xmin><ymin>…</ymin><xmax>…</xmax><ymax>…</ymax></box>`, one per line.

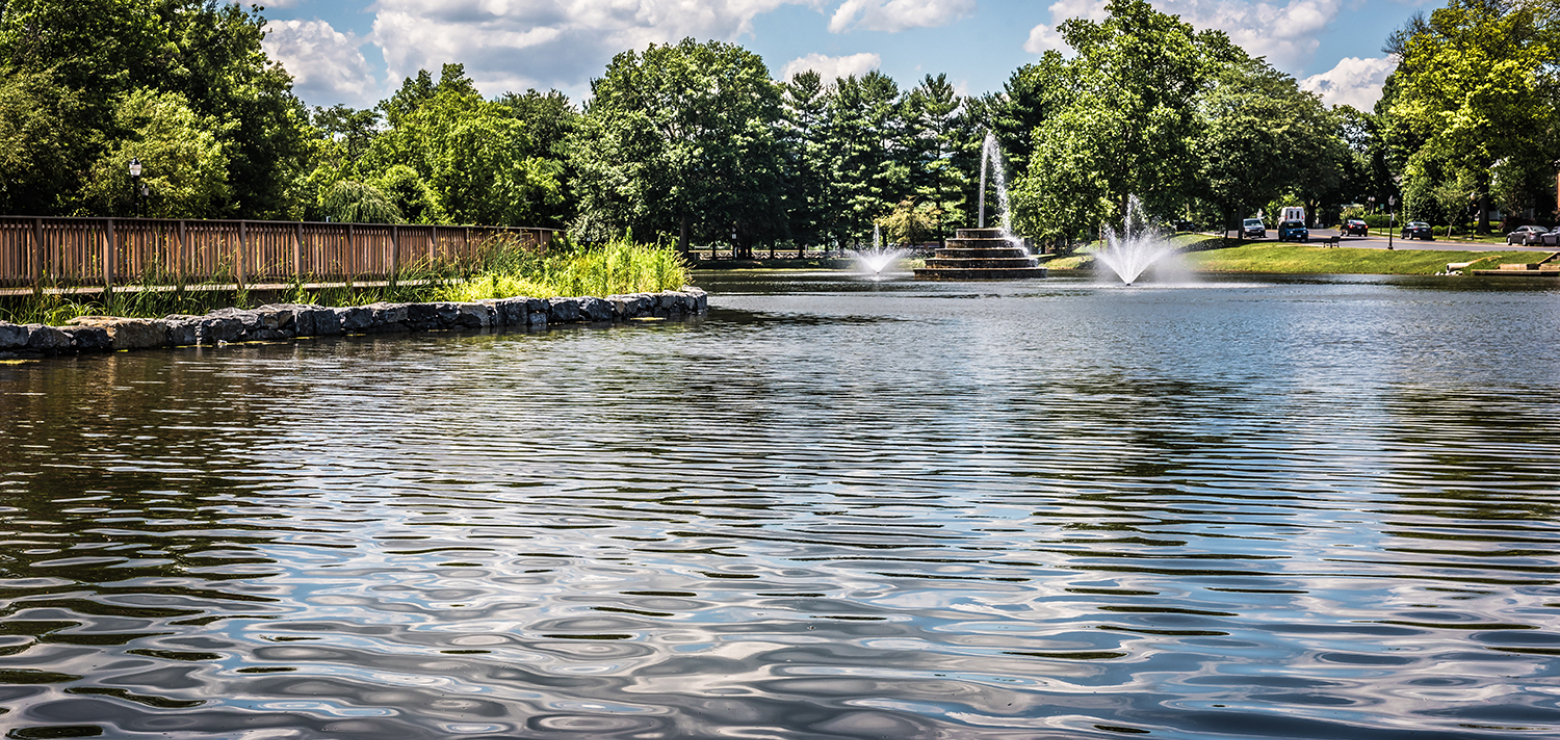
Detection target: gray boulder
<box><xmin>0</xmin><ymin>322</ymin><xmax>28</xmax><ymax>350</ymax></box>
<box><xmin>163</xmin><ymin>316</ymin><xmax>202</xmax><ymax>346</ymax></box>
<box><xmin>548</xmin><ymin>297</ymin><xmax>581</xmax><ymax>323</ymax></box>
<box><xmin>64</xmin><ymin>325</ymin><xmax>112</xmax><ymax>352</ymax></box>
<box><xmin>68</xmin><ymin>317</ymin><xmax>167</xmax><ymax>350</ymax></box>
<box><xmin>578</xmin><ymin>296</ymin><xmax>615</xmax><ymax>323</ymax></box>
<box><xmin>454</xmin><ymin>302</ymin><xmax>495</xmax><ymax>328</ymax></box>
<box><xmin>333</xmin><ymin>306</ymin><xmax>373</xmax><ymax>332</ymax></box>
<box><xmin>26</xmin><ymin>324</ymin><xmax>71</xmax><ymax>352</ymax></box>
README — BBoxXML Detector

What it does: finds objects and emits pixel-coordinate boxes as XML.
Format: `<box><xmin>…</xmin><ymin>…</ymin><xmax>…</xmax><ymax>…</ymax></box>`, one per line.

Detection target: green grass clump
<box><xmin>434</xmin><ymin>236</ymin><xmax>690</xmax><ymax>302</ymax></box>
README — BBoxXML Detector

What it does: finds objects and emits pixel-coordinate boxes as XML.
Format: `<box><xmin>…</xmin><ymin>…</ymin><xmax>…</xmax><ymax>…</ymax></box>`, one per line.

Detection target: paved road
<box><xmin>1230</xmin><ymin>228</ymin><xmax>1558</xmax><ymax>253</ymax></box>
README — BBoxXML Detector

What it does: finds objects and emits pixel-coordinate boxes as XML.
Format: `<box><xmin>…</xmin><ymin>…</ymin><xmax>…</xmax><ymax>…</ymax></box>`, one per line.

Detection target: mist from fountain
<box><xmin>846</xmin><ymin>223</ymin><xmax>905</xmax><ymax>277</ymax></box>
<box><xmin>977</xmin><ymin>132</ymin><xmax>1024</xmax><ymax>255</ymax></box>
<box><xmin>1096</xmin><ymin>195</ymin><xmax>1180</xmax><ymax>285</ymax></box>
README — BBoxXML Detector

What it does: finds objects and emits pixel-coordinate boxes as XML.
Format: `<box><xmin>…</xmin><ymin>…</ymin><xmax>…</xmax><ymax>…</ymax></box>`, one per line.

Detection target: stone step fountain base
<box><xmin>913</xmin><ymin>228</ymin><xmax>1047</xmax><ymax>281</ymax></box>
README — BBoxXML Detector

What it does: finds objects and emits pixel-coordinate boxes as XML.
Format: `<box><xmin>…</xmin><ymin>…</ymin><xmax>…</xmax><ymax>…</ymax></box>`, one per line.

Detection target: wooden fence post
<box><xmin>390</xmin><ymin>224</ymin><xmax>400</xmax><ymax>286</ymax></box>
<box><xmin>103</xmin><ymin>218</ymin><xmax>117</xmax><ymax>292</ymax></box>
<box><xmin>237</xmin><ymin>220</ymin><xmax>247</xmax><ymax>289</ymax></box>
<box><xmin>294</xmin><ymin>222</ymin><xmax>303</xmax><ymax>280</ymax></box>
<box><xmin>177</xmin><ymin>220</ymin><xmax>187</xmax><ymax>280</ymax></box>
<box><xmin>429</xmin><ymin>225</ymin><xmax>437</xmax><ymax>264</ymax></box>
<box><xmin>32</xmin><ymin>218</ymin><xmax>44</xmax><ymax>287</ymax></box>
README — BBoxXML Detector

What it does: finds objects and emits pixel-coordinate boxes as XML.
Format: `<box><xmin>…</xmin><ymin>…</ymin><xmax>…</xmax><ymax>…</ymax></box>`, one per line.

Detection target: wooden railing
<box><xmin>0</xmin><ymin>216</ymin><xmax>557</xmax><ymax>291</ymax></box>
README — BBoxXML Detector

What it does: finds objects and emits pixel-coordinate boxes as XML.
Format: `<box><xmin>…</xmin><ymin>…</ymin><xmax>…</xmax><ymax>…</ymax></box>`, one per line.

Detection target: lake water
<box><xmin>2</xmin><ymin>270</ymin><xmax>1559</xmax><ymax>739</ymax></box>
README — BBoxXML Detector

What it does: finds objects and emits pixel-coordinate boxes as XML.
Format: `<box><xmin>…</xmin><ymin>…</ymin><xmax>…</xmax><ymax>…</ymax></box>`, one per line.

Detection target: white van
<box><xmin>1279</xmin><ymin>206</ymin><xmax>1305</xmax><ymax>224</ymax></box>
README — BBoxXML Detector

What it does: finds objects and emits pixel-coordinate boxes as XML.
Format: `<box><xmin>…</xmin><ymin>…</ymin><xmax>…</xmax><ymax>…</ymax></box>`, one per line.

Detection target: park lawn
<box><xmin>1182</xmin><ymin>242</ymin><xmax>1542</xmax><ymax>275</ymax></box>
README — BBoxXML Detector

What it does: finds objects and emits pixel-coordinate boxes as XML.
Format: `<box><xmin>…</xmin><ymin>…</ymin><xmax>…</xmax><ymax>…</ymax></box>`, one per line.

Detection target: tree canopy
<box><xmin>2</xmin><ymin>0</ymin><xmax>1554</xmax><ymax>247</ymax></box>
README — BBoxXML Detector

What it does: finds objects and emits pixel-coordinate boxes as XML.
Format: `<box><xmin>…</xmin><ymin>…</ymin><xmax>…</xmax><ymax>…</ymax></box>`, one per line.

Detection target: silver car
<box><xmin>1506</xmin><ymin>225</ymin><xmax>1549</xmax><ymax>244</ymax></box>
<box><xmin>1531</xmin><ymin>226</ymin><xmax>1560</xmax><ymax>247</ymax></box>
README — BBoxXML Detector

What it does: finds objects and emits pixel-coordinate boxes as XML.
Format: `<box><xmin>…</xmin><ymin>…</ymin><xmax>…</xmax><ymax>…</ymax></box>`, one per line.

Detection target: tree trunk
<box><xmin>1476</xmin><ymin>191</ymin><xmax>1491</xmax><ymax>235</ymax></box>
<box><xmin>679</xmin><ymin>213</ymin><xmax>690</xmax><ymax>255</ymax></box>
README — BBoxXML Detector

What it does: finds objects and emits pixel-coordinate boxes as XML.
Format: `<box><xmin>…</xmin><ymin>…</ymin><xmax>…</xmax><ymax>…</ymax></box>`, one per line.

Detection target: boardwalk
<box><xmin>0</xmin><ymin>217</ymin><xmax>555</xmax><ymax>294</ymax></box>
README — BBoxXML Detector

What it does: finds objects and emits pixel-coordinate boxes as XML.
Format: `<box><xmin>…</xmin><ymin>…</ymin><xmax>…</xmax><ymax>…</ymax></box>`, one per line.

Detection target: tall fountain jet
<box><xmin>915</xmin><ymin>131</ymin><xmax>1046</xmax><ymax>280</ymax></box>
<box><xmin>977</xmin><ymin>131</ymin><xmax>1012</xmax><ymax>236</ymax></box>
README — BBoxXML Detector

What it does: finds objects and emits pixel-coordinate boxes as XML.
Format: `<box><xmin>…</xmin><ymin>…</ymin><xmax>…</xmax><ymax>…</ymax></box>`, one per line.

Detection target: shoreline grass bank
<box><xmin>1</xmin><ymin>237</ymin><xmax>690</xmax><ymax>326</ymax></box>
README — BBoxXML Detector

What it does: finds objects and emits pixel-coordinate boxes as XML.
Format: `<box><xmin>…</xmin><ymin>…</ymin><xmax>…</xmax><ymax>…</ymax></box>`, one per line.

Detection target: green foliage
<box><xmin>0</xmin><ymin>68</ymin><xmax>93</xmax><ymax>214</ymax></box>
<box><xmin>570</xmin><ymin>39</ymin><xmax>786</xmax><ymax>253</ymax></box>
<box><xmin>1016</xmin><ymin>0</ymin><xmax>1232</xmax><ymax>243</ymax></box>
<box><xmin>0</xmin><ymin>0</ymin><xmax>308</xmax><ymax>218</ymax></box>
<box><xmin>81</xmin><ymin>88</ymin><xmax>232</xmax><ymax>218</ymax></box>
<box><xmin>1388</xmin><ymin>0</ymin><xmax>1560</xmax><ymax>231</ymax></box>
<box><xmin>1195</xmin><ymin>56</ymin><xmax>1343</xmax><ymax>233</ymax></box>
<box><xmin>372</xmin><ymin>165</ymin><xmax>444</xmax><ymax>224</ymax></box>
<box><xmin>363</xmin><ymin>64</ymin><xmax>565</xmax><ymax>227</ymax></box>
<box><xmin>320</xmin><ymin>180</ymin><xmax>402</xmax><ymax>224</ymax></box>
<box><xmin>876</xmin><ymin>199</ymin><xmax>942</xmax><ymax>245</ymax></box>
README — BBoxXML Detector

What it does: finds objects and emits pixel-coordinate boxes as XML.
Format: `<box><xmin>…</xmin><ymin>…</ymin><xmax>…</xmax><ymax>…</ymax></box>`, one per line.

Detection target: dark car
<box><xmin>1343</xmin><ymin>219</ymin><xmax>1369</xmax><ymax>236</ymax></box>
<box><xmin>1506</xmin><ymin>225</ymin><xmax>1548</xmax><ymax>244</ymax></box>
<box><xmin>1401</xmin><ymin>221</ymin><xmax>1433</xmax><ymax>240</ymax></box>
<box><xmin>1277</xmin><ymin>220</ymin><xmax>1309</xmax><ymax>242</ymax></box>
<box><xmin>1242</xmin><ymin>218</ymin><xmax>1266</xmax><ymax>239</ymax></box>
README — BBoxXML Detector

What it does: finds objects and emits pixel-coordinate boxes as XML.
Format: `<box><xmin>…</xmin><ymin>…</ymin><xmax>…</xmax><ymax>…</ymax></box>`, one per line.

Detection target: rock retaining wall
<box><xmin>0</xmin><ymin>289</ymin><xmax>707</xmax><ymax>358</ymax></box>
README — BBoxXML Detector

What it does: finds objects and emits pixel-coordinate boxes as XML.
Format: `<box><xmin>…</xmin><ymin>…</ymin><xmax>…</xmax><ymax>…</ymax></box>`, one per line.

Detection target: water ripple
<box><xmin>1</xmin><ymin>274</ymin><xmax>1558</xmax><ymax>738</ymax></box>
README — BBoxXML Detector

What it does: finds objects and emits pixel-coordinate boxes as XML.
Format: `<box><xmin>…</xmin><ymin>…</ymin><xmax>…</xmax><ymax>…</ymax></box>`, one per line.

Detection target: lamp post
<box><xmin>128</xmin><ymin>158</ymin><xmax>142</xmax><ymax>218</ymax></box>
<box><xmin>1388</xmin><ymin>195</ymin><xmax>1397</xmax><ymax>250</ymax></box>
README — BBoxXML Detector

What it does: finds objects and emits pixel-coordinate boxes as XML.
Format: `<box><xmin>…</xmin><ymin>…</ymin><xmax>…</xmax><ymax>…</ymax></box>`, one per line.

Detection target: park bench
<box><xmin>1323</xmin><ymin>235</ymin><xmax>1340</xmax><ymax>248</ymax></box>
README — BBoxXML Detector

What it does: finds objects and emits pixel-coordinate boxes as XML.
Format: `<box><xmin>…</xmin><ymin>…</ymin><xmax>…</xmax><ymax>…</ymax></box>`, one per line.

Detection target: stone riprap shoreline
<box><xmin>0</xmin><ymin>289</ymin><xmax>707</xmax><ymax>359</ymax></box>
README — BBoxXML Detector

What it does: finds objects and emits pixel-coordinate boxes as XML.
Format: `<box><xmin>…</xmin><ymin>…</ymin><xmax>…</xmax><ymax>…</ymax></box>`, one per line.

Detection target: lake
<box><xmin>1</xmin><ymin>270</ymin><xmax>1558</xmax><ymax>739</ymax></box>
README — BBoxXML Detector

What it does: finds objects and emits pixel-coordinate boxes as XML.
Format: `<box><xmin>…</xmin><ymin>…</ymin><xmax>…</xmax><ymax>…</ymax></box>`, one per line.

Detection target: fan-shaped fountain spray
<box><xmin>847</xmin><ymin>223</ymin><xmax>905</xmax><ymax>277</ymax></box>
<box><xmin>1096</xmin><ymin>196</ymin><xmax>1179</xmax><ymax>285</ymax></box>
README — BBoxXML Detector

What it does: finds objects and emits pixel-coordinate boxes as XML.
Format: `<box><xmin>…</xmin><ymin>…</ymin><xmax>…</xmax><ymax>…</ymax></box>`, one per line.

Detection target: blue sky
<box><xmin>258</xmin><ymin>0</ymin><xmax>1436</xmax><ymax>112</ymax></box>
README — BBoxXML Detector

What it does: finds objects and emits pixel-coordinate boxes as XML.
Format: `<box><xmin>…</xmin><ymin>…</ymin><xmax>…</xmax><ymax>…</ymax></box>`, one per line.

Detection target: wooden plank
<box><xmin>104</xmin><ymin>218</ymin><xmax>116</xmax><ymax>290</ymax></box>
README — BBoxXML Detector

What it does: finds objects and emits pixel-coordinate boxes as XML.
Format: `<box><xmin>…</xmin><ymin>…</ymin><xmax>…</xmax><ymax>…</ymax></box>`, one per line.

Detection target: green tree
<box><xmin>372</xmin><ymin>164</ymin><xmax>444</xmax><ymax>225</ymax></box>
<box><xmin>319</xmin><ymin>180</ymin><xmax>401</xmax><ymax>224</ymax></box>
<box><xmin>363</xmin><ymin>64</ymin><xmax>563</xmax><ymax>226</ymax></box>
<box><xmin>1194</xmin><ymin>55</ymin><xmax>1344</xmax><ymax>236</ymax></box>
<box><xmin>780</xmin><ymin>70</ymin><xmax>835</xmax><ymax>252</ymax></box>
<box><xmin>989</xmin><ymin>53</ymin><xmax>1075</xmax><ymax>179</ymax></box>
<box><xmin>1017</xmin><ymin>0</ymin><xmax>1231</xmax><ymax>239</ymax></box>
<box><xmin>568</xmin><ymin>38</ymin><xmax>785</xmax><ymax>253</ymax></box>
<box><xmin>0</xmin><ymin>69</ymin><xmax>93</xmax><ymax>214</ymax></box>
<box><xmin>81</xmin><ymin>88</ymin><xmax>231</xmax><ymax>218</ymax></box>
<box><xmin>824</xmin><ymin>71</ymin><xmax>907</xmax><ymax>247</ymax></box>
<box><xmin>0</xmin><ymin>0</ymin><xmax>310</xmax><ymax>218</ymax></box>
<box><xmin>1387</xmin><ymin>0</ymin><xmax>1559</xmax><ymax>233</ymax></box>
<box><xmin>906</xmin><ymin>74</ymin><xmax>968</xmax><ymax>244</ymax></box>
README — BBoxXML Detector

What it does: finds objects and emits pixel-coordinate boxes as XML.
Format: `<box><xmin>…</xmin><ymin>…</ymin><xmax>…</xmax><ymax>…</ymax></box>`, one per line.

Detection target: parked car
<box><xmin>1401</xmin><ymin>221</ymin><xmax>1433</xmax><ymax>240</ymax></box>
<box><xmin>1343</xmin><ymin>219</ymin><xmax>1369</xmax><ymax>236</ymax></box>
<box><xmin>1506</xmin><ymin>225</ymin><xmax>1548</xmax><ymax>244</ymax></box>
<box><xmin>1532</xmin><ymin>226</ymin><xmax>1560</xmax><ymax>247</ymax></box>
<box><xmin>1242</xmin><ymin>218</ymin><xmax>1266</xmax><ymax>239</ymax></box>
<box><xmin>1277</xmin><ymin>219</ymin><xmax>1309</xmax><ymax>242</ymax></box>
<box><xmin>1175</xmin><ymin>220</ymin><xmax>1197</xmax><ymax>232</ymax></box>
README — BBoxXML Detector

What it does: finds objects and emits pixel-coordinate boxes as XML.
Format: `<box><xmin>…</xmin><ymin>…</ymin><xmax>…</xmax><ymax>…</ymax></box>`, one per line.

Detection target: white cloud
<box><xmin>1022</xmin><ymin>1</ymin><xmax>1105</xmax><ymax>54</ymax></box>
<box><xmin>827</xmin><ymin>0</ymin><xmax>976</xmax><ymax>34</ymax></box>
<box><xmin>1156</xmin><ymin>0</ymin><xmax>1342</xmax><ymax>72</ymax></box>
<box><xmin>1300</xmin><ymin>55</ymin><xmax>1396</xmax><ymax>110</ymax></box>
<box><xmin>779</xmin><ymin>52</ymin><xmax>882</xmax><ymax>82</ymax></box>
<box><xmin>1021</xmin><ymin>0</ymin><xmax>1345</xmax><ymax>74</ymax></box>
<box><xmin>263</xmin><ymin>19</ymin><xmax>378</xmax><ymax>108</ymax></box>
<box><xmin>369</xmin><ymin>0</ymin><xmax>809</xmax><ymax>101</ymax></box>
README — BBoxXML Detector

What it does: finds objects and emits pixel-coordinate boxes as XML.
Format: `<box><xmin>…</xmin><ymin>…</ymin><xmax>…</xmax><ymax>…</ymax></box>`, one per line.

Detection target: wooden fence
<box><xmin>0</xmin><ymin>216</ymin><xmax>556</xmax><ymax>292</ymax></box>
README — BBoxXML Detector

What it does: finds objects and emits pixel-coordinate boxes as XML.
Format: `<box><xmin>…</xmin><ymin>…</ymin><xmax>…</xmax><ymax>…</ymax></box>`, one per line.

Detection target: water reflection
<box><xmin>1</xmin><ymin>273</ymin><xmax>1558</xmax><ymax>738</ymax></box>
